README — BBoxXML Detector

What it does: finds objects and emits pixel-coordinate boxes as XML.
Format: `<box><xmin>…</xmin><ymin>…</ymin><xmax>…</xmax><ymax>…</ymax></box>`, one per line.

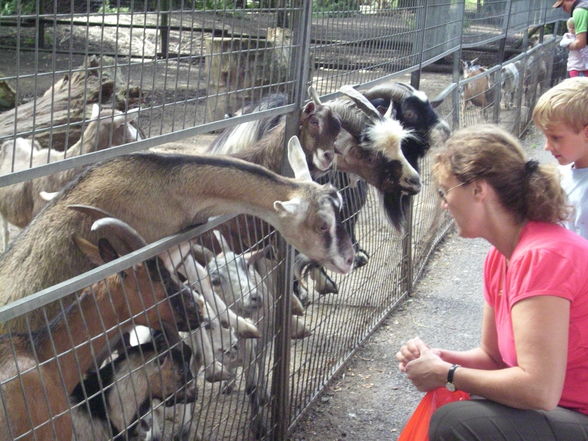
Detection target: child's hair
<box><xmin>433</xmin><ymin>125</ymin><xmax>570</xmax><ymax>224</ymax></box>
<box><xmin>567</xmin><ymin>17</ymin><xmax>575</xmax><ymax>31</ymax></box>
<box><xmin>533</xmin><ymin>77</ymin><xmax>588</xmax><ymax>132</ymax></box>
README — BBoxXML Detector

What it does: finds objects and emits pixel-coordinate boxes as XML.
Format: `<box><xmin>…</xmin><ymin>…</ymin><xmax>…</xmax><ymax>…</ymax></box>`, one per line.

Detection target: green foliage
<box><xmin>192</xmin><ymin>0</ymin><xmax>248</xmax><ymax>9</ymax></box>
<box><xmin>98</xmin><ymin>0</ymin><xmax>130</xmax><ymax>13</ymax></box>
<box><xmin>313</xmin><ymin>0</ymin><xmax>360</xmax><ymax>16</ymax></box>
<box><xmin>0</xmin><ymin>0</ymin><xmax>35</xmax><ymax>16</ymax></box>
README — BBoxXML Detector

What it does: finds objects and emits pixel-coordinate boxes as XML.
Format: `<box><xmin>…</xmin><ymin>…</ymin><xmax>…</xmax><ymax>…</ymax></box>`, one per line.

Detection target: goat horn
<box><xmin>68</xmin><ymin>204</ymin><xmax>116</xmax><ymax>222</ymax></box>
<box><xmin>90</xmin><ymin>217</ymin><xmax>147</xmax><ymax>255</ymax></box>
<box><xmin>338</xmin><ymin>85</ymin><xmax>381</xmax><ymax>124</ymax></box>
<box><xmin>308</xmin><ymin>85</ymin><xmax>322</xmax><ymax>105</ymax></box>
<box><xmin>212</xmin><ymin>230</ymin><xmax>232</xmax><ymax>255</ymax></box>
<box><xmin>190</xmin><ymin>243</ymin><xmax>215</xmax><ymax>266</ymax></box>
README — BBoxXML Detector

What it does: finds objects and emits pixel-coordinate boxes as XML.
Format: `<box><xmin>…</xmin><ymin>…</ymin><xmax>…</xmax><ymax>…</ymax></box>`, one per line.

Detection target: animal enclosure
<box><xmin>0</xmin><ymin>0</ymin><xmax>567</xmax><ymax>440</ymax></box>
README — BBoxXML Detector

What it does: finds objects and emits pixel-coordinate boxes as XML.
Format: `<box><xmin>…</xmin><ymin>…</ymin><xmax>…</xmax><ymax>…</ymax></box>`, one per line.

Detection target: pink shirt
<box><xmin>484</xmin><ymin>221</ymin><xmax>588</xmax><ymax>414</ymax></box>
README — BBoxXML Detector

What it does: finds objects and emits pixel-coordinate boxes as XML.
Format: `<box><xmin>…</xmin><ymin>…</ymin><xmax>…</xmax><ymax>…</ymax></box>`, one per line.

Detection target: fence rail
<box><xmin>0</xmin><ymin>0</ymin><xmax>567</xmax><ymax>440</ymax></box>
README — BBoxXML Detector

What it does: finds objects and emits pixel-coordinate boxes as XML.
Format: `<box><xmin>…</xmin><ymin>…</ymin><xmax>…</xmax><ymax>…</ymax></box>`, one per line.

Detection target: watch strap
<box><xmin>447</xmin><ymin>364</ymin><xmax>460</xmax><ymax>385</ymax></box>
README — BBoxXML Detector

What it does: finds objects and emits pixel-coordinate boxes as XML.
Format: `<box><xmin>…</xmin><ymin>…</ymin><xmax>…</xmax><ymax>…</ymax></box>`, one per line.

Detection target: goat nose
<box><xmin>407</xmin><ymin>175</ymin><xmax>421</xmax><ymax>187</ymax></box>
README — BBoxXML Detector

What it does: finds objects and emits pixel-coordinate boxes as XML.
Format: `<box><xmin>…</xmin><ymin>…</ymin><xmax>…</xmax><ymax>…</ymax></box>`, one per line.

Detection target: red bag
<box><xmin>397</xmin><ymin>388</ymin><xmax>470</xmax><ymax>441</ymax></box>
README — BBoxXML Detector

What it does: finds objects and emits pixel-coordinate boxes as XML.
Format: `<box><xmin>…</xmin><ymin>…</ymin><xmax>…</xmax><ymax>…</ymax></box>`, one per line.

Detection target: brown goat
<box><xmin>207</xmin><ymin>86</ymin><xmax>342</xmax><ymax>179</ymax></box>
<box><xmin>461</xmin><ymin>59</ymin><xmax>495</xmax><ymax>116</ymax></box>
<box><xmin>0</xmin><ymin>137</ymin><xmax>353</xmax><ymax>332</ymax></box>
<box><xmin>0</xmin><ymin>215</ymin><xmax>202</xmax><ymax>441</ymax></box>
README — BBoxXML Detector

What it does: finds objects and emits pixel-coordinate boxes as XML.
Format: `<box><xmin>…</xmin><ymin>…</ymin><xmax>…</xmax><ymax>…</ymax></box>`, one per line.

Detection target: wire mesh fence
<box><xmin>0</xmin><ymin>0</ymin><xmax>568</xmax><ymax>440</ymax></box>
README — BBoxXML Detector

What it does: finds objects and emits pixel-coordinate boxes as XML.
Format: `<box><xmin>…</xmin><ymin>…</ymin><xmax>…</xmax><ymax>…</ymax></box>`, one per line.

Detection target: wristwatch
<box><xmin>446</xmin><ymin>364</ymin><xmax>460</xmax><ymax>391</ymax></box>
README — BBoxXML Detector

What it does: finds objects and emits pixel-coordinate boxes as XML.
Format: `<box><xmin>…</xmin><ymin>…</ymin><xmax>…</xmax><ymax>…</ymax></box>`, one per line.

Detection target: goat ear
<box><xmin>287</xmin><ymin>136</ymin><xmax>312</xmax><ymax>182</ymax></box>
<box><xmin>73</xmin><ymin>234</ymin><xmax>104</xmax><ymax>266</ymax></box>
<box><xmin>97</xmin><ymin>238</ymin><xmax>121</xmax><ymax>264</ymax></box>
<box><xmin>308</xmin><ymin>85</ymin><xmax>322</xmax><ymax>105</ymax></box>
<box><xmin>39</xmin><ymin>190</ymin><xmax>58</xmax><ymax>202</ymax></box>
<box><xmin>302</xmin><ymin>101</ymin><xmax>316</xmax><ymax>117</ymax></box>
<box><xmin>212</xmin><ymin>229</ymin><xmax>232</xmax><ymax>255</ymax></box>
<box><xmin>273</xmin><ymin>197</ymin><xmax>304</xmax><ymax>217</ymax></box>
<box><xmin>91</xmin><ymin>103</ymin><xmax>100</xmax><ymax>120</ymax></box>
<box><xmin>245</xmin><ymin>244</ymin><xmax>275</xmax><ymax>267</ymax></box>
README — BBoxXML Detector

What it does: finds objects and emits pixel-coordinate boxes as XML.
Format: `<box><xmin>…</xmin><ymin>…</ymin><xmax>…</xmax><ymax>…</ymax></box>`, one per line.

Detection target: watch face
<box><xmin>446</xmin><ymin>382</ymin><xmax>456</xmax><ymax>392</ymax></box>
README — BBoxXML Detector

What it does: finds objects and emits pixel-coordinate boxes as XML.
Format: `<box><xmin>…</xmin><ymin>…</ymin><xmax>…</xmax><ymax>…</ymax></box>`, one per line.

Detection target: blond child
<box><xmin>533</xmin><ymin>77</ymin><xmax>588</xmax><ymax>237</ymax></box>
<box><xmin>560</xmin><ymin>17</ymin><xmax>588</xmax><ymax>77</ymax></box>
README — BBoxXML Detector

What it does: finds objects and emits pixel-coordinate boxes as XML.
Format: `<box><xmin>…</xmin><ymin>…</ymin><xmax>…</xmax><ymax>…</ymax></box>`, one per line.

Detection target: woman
<box><xmin>396</xmin><ymin>125</ymin><xmax>588</xmax><ymax>441</ymax></box>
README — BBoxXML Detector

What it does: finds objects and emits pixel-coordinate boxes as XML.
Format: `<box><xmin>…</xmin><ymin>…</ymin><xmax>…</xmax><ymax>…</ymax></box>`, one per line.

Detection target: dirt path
<box><xmin>288</xmin><ymin>126</ymin><xmax>552</xmax><ymax>441</ymax></box>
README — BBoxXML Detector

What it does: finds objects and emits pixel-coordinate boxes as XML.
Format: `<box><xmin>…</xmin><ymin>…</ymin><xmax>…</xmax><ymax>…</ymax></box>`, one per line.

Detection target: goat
<box><xmin>196</xmin><ymin>232</ymin><xmax>311</xmax><ymax>438</ymax></box>
<box><xmin>500</xmin><ymin>63</ymin><xmax>520</xmax><ymax>110</ymax></box>
<box><xmin>0</xmin><ymin>214</ymin><xmax>202</xmax><ymax>441</ymax></box>
<box><xmin>461</xmin><ymin>59</ymin><xmax>495</xmax><ymax>118</ymax></box>
<box><xmin>0</xmin><ymin>104</ymin><xmax>141</xmax><ymax>249</ymax></box>
<box><xmin>0</xmin><ymin>136</ymin><xmax>354</xmax><ymax>333</ymax></box>
<box><xmin>325</xmin><ymin>85</ymin><xmax>421</xmax><ymax>229</ymax></box>
<box><xmin>522</xmin><ymin>52</ymin><xmax>547</xmax><ymax>107</ymax></box>
<box><xmin>292</xmin><ymin>83</ymin><xmax>450</xmax><ymax>296</ymax></box>
<box><xmin>134</xmin><ymin>398</ymin><xmax>193</xmax><ymax>441</ymax></box>
<box><xmin>70</xmin><ymin>337</ymin><xmax>196</xmax><ymax>441</ymax></box>
<box><xmin>162</xmin><ymin>239</ymin><xmax>260</xmax><ymax>383</ymax></box>
<box><xmin>208</xmin><ymin>86</ymin><xmax>342</xmax><ymax>179</ymax></box>
<box><xmin>207</xmin><ymin>229</ymin><xmax>309</xmax><ymax>334</ymax></box>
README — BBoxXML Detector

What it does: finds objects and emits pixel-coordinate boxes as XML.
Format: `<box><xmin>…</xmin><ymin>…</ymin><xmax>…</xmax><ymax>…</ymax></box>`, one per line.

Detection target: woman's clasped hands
<box><xmin>396</xmin><ymin>337</ymin><xmax>451</xmax><ymax>392</ymax></box>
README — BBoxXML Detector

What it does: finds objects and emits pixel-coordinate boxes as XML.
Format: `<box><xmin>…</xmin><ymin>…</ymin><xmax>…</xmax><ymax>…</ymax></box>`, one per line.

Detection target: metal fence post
<box><xmin>454</xmin><ymin>0</ymin><xmax>467</xmax><ymax>129</ymax></box>
<box><xmin>493</xmin><ymin>0</ymin><xmax>513</xmax><ymax>122</ymax></box>
<box><xmin>159</xmin><ymin>0</ymin><xmax>171</xmax><ymax>58</ymax></box>
<box><xmin>272</xmin><ymin>0</ymin><xmax>314</xmax><ymax>439</ymax></box>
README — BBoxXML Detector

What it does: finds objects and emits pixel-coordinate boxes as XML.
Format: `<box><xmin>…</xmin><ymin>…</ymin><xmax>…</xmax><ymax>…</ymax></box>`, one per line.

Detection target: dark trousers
<box><xmin>429</xmin><ymin>398</ymin><xmax>588</xmax><ymax>441</ymax></box>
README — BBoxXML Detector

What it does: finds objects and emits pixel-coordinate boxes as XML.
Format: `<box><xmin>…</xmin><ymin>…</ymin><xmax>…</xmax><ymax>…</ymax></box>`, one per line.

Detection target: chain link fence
<box><xmin>0</xmin><ymin>0</ymin><xmax>567</xmax><ymax>440</ymax></box>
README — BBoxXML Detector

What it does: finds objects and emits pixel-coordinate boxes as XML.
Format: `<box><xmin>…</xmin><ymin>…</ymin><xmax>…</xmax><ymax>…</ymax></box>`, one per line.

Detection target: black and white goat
<box><xmin>295</xmin><ymin>82</ymin><xmax>451</xmax><ymax>296</ymax></box>
<box><xmin>70</xmin><ymin>338</ymin><xmax>196</xmax><ymax>441</ymax></box>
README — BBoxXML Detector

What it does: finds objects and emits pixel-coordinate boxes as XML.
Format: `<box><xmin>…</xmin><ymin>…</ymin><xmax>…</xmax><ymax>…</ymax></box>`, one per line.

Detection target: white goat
<box><xmin>500</xmin><ymin>63</ymin><xmax>520</xmax><ymax>109</ymax></box>
<box><xmin>161</xmin><ymin>241</ymin><xmax>260</xmax><ymax>384</ymax></box>
<box><xmin>202</xmin><ymin>230</ymin><xmax>312</xmax><ymax>438</ymax></box>
<box><xmin>0</xmin><ymin>104</ymin><xmax>141</xmax><ymax>250</ymax></box>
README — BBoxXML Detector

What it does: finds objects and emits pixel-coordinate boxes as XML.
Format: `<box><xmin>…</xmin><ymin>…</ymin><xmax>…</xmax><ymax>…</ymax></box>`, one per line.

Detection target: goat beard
<box><xmin>381</xmin><ymin>191</ymin><xmax>411</xmax><ymax>232</ymax></box>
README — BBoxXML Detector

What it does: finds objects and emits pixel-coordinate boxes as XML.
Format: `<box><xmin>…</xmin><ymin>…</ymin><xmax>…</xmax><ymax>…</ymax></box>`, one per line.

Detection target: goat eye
<box><xmin>404</xmin><ymin>110</ymin><xmax>417</xmax><ymax>122</ymax></box>
<box><xmin>318</xmin><ymin>221</ymin><xmax>329</xmax><ymax>232</ymax></box>
<box><xmin>309</xmin><ymin>116</ymin><xmax>319</xmax><ymax>127</ymax></box>
<box><xmin>210</xmin><ymin>276</ymin><xmax>222</xmax><ymax>286</ymax></box>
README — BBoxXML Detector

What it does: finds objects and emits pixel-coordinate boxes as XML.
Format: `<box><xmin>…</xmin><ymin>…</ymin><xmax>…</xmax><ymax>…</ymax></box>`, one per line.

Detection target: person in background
<box><xmin>533</xmin><ymin>77</ymin><xmax>588</xmax><ymax>238</ymax></box>
<box><xmin>554</xmin><ymin>0</ymin><xmax>588</xmax><ymax>52</ymax></box>
<box><xmin>560</xmin><ymin>17</ymin><xmax>588</xmax><ymax>76</ymax></box>
<box><xmin>396</xmin><ymin>125</ymin><xmax>588</xmax><ymax>441</ymax></box>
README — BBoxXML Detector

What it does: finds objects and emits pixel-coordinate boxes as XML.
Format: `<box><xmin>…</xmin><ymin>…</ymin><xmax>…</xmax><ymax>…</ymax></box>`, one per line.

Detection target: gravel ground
<box><xmin>288</xmin><ymin>125</ymin><xmax>554</xmax><ymax>441</ymax></box>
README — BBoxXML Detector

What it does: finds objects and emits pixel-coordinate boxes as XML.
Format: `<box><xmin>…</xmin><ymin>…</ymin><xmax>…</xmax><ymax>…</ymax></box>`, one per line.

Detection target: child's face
<box><xmin>542</xmin><ymin>123</ymin><xmax>588</xmax><ymax>168</ymax></box>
